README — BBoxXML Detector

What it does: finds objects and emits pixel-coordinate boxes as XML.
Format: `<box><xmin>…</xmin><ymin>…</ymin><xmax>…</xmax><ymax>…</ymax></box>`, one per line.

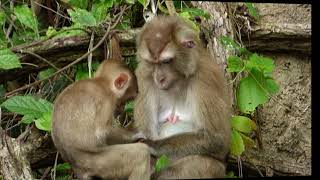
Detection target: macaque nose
<box><xmin>159</xmin><ymin>77</ymin><xmax>166</xmax><ymax>84</ymax></box>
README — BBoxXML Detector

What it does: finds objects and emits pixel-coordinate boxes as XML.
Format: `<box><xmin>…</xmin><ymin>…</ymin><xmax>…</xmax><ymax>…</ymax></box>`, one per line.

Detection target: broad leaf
<box><xmin>0</xmin><ymin>49</ymin><xmax>21</xmax><ymax>70</ymax></box>
<box><xmin>227</xmin><ymin>56</ymin><xmax>243</xmax><ymax>73</ymax></box>
<box><xmin>265</xmin><ymin>78</ymin><xmax>279</xmax><ymax>95</ymax></box>
<box><xmin>14</xmin><ymin>5</ymin><xmax>38</xmax><ymax>32</ymax></box>
<box><xmin>231</xmin><ymin>130</ymin><xmax>245</xmax><ymax>156</ymax></box>
<box><xmin>246</xmin><ymin>53</ymin><xmax>275</xmax><ymax>73</ymax></box>
<box><xmin>38</xmin><ymin>68</ymin><xmax>56</xmax><ymax>80</ymax></box>
<box><xmin>92</xmin><ymin>2</ymin><xmax>111</xmax><ymax>24</ymax></box>
<box><xmin>181</xmin><ymin>8</ymin><xmax>210</xmax><ymax>19</ymax></box>
<box><xmin>237</xmin><ymin>71</ymin><xmax>268</xmax><ymax>113</ymax></box>
<box><xmin>21</xmin><ymin>115</ymin><xmax>35</xmax><ymax>124</ymax></box>
<box><xmin>231</xmin><ymin>115</ymin><xmax>256</xmax><ymax>134</ymax></box>
<box><xmin>1</xmin><ymin>96</ymin><xmax>53</xmax><ymax>118</ymax></box>
<box><xmin>226</xmin><ymin>171</ymin><xmax>238</xmax><ymax>178</ymax></box>
<box><xmin>35</xmin><ymin>112</ymin><xmax>52</xmax><ymax>132</ymax></box>
<box><xmin>138</xmin><ymin>0</ymin><xmax>149</xmax><ymax>9</ymax></box>
<box><xmin>12</xmin><ymin>30</ymin><xmax>38</xmax><ymax>45</ymax></box>
<box><xmin>155</xmin><ymin>155</ymin><xmax>170</xmax><ymax>172</ymax></box>
<box><xmin>68</xmin><ymin>8</ymin><xmax>97</xmax><ymax>27</ymax></box>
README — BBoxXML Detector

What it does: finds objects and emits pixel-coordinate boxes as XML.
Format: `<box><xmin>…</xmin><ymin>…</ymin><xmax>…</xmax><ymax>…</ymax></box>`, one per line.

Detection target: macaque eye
<box><xmin>182</xmin><ymin>40</ymin><xmax>195</xmax><ymax>48</ymax></box>
<box><xmin>162</xmin><ymin>58</ymin><xmax>173</xmax><ymax>64</ymax></box>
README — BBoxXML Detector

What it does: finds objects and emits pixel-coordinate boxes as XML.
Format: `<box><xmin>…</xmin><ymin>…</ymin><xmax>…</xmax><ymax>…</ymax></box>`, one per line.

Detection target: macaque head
<box><xmin>136</xmin><ymin>16</ymin><xmax>201</xmax><ymax>90</ymax></box>
<box><xmin>95</xmin><ymin>60</ymin><xmax>138</xmax><ymax>105</ymax></box>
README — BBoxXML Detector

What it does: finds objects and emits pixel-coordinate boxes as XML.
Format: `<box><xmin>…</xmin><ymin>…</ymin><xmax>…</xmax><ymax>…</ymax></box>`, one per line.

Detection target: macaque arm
<box><xmin>100</xmin><ymin>127</ymin><xmax>144</xmax><ymax>146</ymax></box>
<box><xmin>144</xmin><ymin>130</ymin><xmax>225</xmax><ymax>159</ymax></box>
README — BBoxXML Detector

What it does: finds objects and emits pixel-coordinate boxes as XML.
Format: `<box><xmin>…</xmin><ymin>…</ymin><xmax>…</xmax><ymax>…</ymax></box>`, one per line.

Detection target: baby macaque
<box><xmin>52</xmin><ymin>36</ymin><xmax>154</xmax><ymax>180</ymax></box>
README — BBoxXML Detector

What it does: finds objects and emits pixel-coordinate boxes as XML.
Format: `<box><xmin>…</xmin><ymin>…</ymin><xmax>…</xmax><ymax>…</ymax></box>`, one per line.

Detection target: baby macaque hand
<box><xmin>166</xmin><ymin>114</ymin><xmax>179</xmax><ymax>124</ymax></box>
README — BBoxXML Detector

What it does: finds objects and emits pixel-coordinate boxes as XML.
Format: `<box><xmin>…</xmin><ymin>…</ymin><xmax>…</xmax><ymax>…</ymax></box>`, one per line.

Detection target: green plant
<box><xmin>220</xmin><ymin>36</ymin><xmax>279</xmax><ymax>157</ymax></box>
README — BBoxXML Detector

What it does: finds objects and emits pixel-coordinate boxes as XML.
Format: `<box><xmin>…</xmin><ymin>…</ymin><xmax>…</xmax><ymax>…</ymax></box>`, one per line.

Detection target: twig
<box><xmin>88</xmin><ymin>32</ymin><xmax>95</xmax><ymax>78</ymax></box>
<box><xmin>40</xmin><ymin>167</ymin><xmax>52</xmax><ymax>180</ymax></box>
<box><xmin>165</xmin><ymin>1</ymin><xmax>176</xmax><ymax>16</ymax></box>
<box><xmin>52</xmin><ymin>152</ymin><xmax>59</xmax><ymax>180</ymax></box>
<box><xmin>18</xmin><ymin>50</ymin><xmax>74</xmax><ymax>82</ymax></box>
<box><xmin>4</xmin><ymin>6</ymin><xmax>127</xmax><ymax>97</ymax></box>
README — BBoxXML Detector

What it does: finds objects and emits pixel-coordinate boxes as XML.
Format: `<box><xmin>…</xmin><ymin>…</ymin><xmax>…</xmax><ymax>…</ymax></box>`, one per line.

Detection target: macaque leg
<box><xmin>153</xmin><ymin>155</ymin><xmax>225</xmax><ymax>179</ymax></box>
<box><xmin>76</xmin><ymin>143</ymin><xmax>152</xmax><ymax>180</ymax></box>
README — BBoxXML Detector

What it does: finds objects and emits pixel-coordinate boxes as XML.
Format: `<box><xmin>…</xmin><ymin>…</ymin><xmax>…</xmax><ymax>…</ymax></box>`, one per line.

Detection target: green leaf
<box><xmin>124</xmin><ymin>101</ymin><xmax>134</xmax><ymax>113</ymax></box>
<box><xmin>155</xmin><ymin>155</ymin><xmax>170</xmax><ymax>172</ymax></box>
<box><xmin>239</xmin><ymin>133</ymin><xmax>256</xmax><ymax>149</ymax></box>
<box><xmin>35</xmin><ymin>112</ymin><xmax>52</xmax><ymax>132</ymax></box>
<box><xmin>230</xmin><ymin>130</ymin><xmax>245</xmax><ymax>156</ymax></box>
<box><xmin>227</xmin><ymin>56</ymin><xmax>244</xmax><ymax>73</ymax></box>
<box><xmin>75</xmin><ymin>65</ymin><xmax>90</xmax><ymax>81</ymax></box>
<box><xmin>14</xmin><ymin>5</ymin><xmax>38</xmax><ymax>32</ymax></box>
<box><xmin>46</xmin><ymin>26</ymin><xmax>58</xmax><ymax>37</ymax></box>
<box><xmin>68</xmin><ymin>8</ymin><xmax>97</xmax><ymax>26</ymax></box>
<box><xmin>181</xmin><ymin>8</ymin><xmax>210</xmax><ymax>19</ymax></box>
<box><xmin>237</xmin><ymin>71</ymin><xmax>268</xmax><ymax>114</ymax></box>
<box><xmin>55</xmin><ymin>163</ymin><xmax>71</xmax><ymax>172</ymax></box>
<box><xmin>246</xmin><ymin>53</ymin><xmax>275</xmax><ymax>73</ymax></box>
<box><xmin>244</xmin><ymin>2</ymin><xmax>259</xmax><ymax>20</ymax></box>
<box><xmin>265</xmin><ymin>78</ymin><xmax>279</xmax><ymax>95</ymax></box>
<box><xmin>0</xmin><ymin>31</ymin><xmax>7</xmax><ymax>49</ymax></box>
<box><xmin>21</xmin><ymin>115</ymin><xmax>35</xmax><ymax>124</ymax></box>
<box><xmin>55</xmin><ymin>25</ymin><xmax>86</xmax><ymax>38</ymax></box>
<box><xmin>226</xmin><ymin>171</ymin><xmax>238</xmax><ymax>178</ymax></box>
<box><xmin>62</xmin><ymin>0</ymin><xmax>89</xmax><ymax>9</ymax></box>
<box><xmin>0</xmin><ymin>11</ymin><xmax>6</xmax><ymax>26</ymax></box>
<box><xmin>12</xmin><ymin>30</ymin><xmax>38</xmax><ymax>45</ymax></box>
<box><xmin>0</xmin><ymin>49</ymin><xmax>22</xmax><ymax>70</ymax></box>
<box><xmin>231</xmin><ymin>115</ymin><xmax>256</xmax><ymax>134</ymax></box>
<box><xmin>38</xmin><ymin>68</ymin><xmax>56</xmax><ymax>80</ymax></box>
<box><xmin>1</xmin><ymin>95</ymin><xmax>53</xmax><ymax>118</ymax></box>
<box><xmin>92</xmin><ymin>2</ymin><xmax>111</xmax><ymax>24</ymax></box>
<box><xmin>177</xmin><ymin>13</ymin><xmax>200</xmax><ymax>32</ymax></box>
<box><xmin>138</xmin><ymin>0</ymin><xmax>148</xmax><ymax>9</ymax></box>
<box><xmin>126</xmin><ymin>0</ymin><xmax>135</xmax><ymax>4</ymax></box>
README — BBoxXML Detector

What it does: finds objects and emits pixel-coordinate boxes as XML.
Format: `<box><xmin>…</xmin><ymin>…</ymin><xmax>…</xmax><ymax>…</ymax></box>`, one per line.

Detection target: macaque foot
<box><xmin>166</xmin><ymin>114</ymin><xmax>179</xmax><ymax>124</ymax></box>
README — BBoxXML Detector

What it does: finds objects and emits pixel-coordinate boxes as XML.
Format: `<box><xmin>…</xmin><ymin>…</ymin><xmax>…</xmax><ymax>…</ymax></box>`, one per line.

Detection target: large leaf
<box><xmin>0</xmin><ymin>49</ymin><xmax>21</xmax><ymax>70</ymax></box>
<box><xmin>265</xmin><ymin>78</ymin><xmax>280</xmax><ymax>95</ymax></box>
<box><xmin>155</xmin><ymin>155</ymin><xmax>170</xmax><ymax>172</ymax></box>
<box><xmin>231</xmin><ymin>115</ymin><xmax>256</xmax><ymax>134</ymax></box>
<box><xmin>21</xmin><ymin>115</ymin><xmax>35</xmax><ymax>124</ymax></box>
<box><xmin>1</xmin><ymin>96</ymin><xmax>53</xmax><ymax>118</ymax></box>
<box><xmin>246</xmin><ymin>53</ymin><xmax>275</xmax><ymax>73</ymax></box>
<box><xmin>237</xmin><ymin>70</ymin><xmax>268</xmax><ymax>113</ymax></box>
<box><xmin>227</xmin><ymin>56</ymin><xmax>244</xmax><ymax>73</ymax></box>
<box><xmin>12</xmin><ymin>30</ymin><xmax>38</xmax><ymax>45</ymax></box>
<box><xmin>68</xmin><ymin>8</ymin><xmax>97</xmax><ymax>27</ymax></box>
<box><xmin>14</xmin><ymin>5</ymin><xmax>38</xmax><ymax>32</ymax></box>
<box><xmin>35</xmin><ymin>112</ymin><xmax>52</xmax><ymax>132</ymax></box>
<box><xmin>231</xmin><ymin>130</ymin><xmax>245</xmax><ymax>156</ymax></box>
<box><xmin>239</xmin><ymin>133</ymin><xmax>256</xmax><ymax>149</ymax></box>
<box><xmin>92</xmin><ymin>2</ymin><xmax>111</xmax><ymax>24</ymax></box>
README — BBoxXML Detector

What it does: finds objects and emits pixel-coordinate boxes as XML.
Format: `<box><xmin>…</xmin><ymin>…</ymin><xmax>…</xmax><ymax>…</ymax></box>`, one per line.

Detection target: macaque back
<box><xmin>52</xmin><ymin>38</ymin><xmax>152</xmax><ymax>179</ymax></box>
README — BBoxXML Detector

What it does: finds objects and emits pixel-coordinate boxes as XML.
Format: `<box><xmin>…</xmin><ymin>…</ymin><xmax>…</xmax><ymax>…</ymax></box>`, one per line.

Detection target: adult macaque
<box><xmin>134</xmin><ymin>16</ymin><xmax>231</xmax><ymax>178</ymax></box>
<box><xmin>52</xmin><ymin>36</ymin><xmax>153</xmax><ymax>180</ymax></box>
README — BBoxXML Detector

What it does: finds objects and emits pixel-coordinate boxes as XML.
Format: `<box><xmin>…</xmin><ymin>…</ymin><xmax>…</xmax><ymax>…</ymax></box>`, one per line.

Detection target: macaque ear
<box><xmin>114</xmin><ymin>73</ymin><xmax>129</xmax><ymax>90</ymax></box>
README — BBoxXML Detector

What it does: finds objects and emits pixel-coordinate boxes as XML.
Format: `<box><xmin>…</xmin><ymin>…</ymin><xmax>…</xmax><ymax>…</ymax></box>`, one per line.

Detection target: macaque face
<box><xmin>137</xmin><ymin>16</ymin><xmax>200</xmax><ymax>91</ymax></box>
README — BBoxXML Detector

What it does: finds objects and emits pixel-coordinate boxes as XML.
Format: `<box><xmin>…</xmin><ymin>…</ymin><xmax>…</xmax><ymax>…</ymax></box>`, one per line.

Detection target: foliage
<box><xmin>1</xmin><ymin>96</ymin><xmax>53</xmax><ymax>132</ymax></box>
<box><xmin>220</xmin><ymin>36</ymin><xmax>279</xmax><ymax>158</ymax></box>
<box><xmin>0</xmin><ymin>49</ymin><xmax>22</xmax><ymax>70</ymax></box>
<box><xmin>155</xmin><ymin>155</ymin><xmax>171</xmax><ymax>172</ymax></box>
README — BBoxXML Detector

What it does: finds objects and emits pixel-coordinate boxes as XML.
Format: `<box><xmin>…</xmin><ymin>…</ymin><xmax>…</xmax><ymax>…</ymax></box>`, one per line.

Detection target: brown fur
<box><xmin>134</xmin><ymin>16</ymin><xmax>231</xmax><ymax>179</ymax></box>
<box><xmin>52</xmin><ymin>36</ymin><xmax>153</xmax><ymax>180</ymax></box>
